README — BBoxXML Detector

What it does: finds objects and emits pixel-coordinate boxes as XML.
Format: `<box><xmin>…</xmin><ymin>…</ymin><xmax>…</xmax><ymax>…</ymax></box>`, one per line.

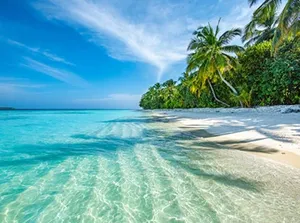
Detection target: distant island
<box><xmin>0</xmin><ymin>107</ymin><xmax>15</xmax><ymax>110</ymax></box>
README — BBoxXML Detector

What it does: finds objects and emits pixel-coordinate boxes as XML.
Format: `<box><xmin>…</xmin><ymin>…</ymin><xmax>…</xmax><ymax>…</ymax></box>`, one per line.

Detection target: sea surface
<box><xmin>0</xmin><ymin>110</ymin><xmax>299</xmax><ymax>223</ymax></box>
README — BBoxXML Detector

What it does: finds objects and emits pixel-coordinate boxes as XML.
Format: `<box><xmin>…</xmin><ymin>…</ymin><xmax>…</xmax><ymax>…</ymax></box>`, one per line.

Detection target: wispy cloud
<box><xmin>74</xmin><ymin>93</ymin><xmax>141</xmax><ymax>109</ymax></box>
<box><xmin>22</xmin><ymin>58</ymin><xmax>88</xmax><ymax>87</ymax></box>
<box><xmin>223</xmin><ymin>5</ymin><xmax>256</xmax><ymax>29</ymax></box>
<box><xmin>7</xmin><ymin>39</ymin><xmax>39</xmax><ymax>52</ymax></box>
<box><xmin>41</xmin><ymin>51</ymin><xmax>75</xmax><ymax>66</ymax></box>
<box><xmin>183</xmin><ymin>2</ymin><xmax>257</xmax><ymax>46</ymax></box>
<box><xmin>0</xmin><ymin>83</ymin><xmax>45</xmax><ymax>89</ymax></box>
<box><xmin>33</xmin><ymin>0</ymin><xmax>194</xmax><ymax>80</ymax></box>
<box><xmin>0</xmin><ymin>77</ymin><xmax>29</xmax><ymax>82</ymax></box>
<box><xmin>7</xmin><ymin>39</ymin><xmax>75</xmax><ymax>66</ymax></box>
<box><xmin>76</xmin><ymin>93</ymin><xmax>141</xmax><ymax>103</ymax></box>
<box><xmin>0</xmin><ymin>76</ymin><xmax>46</xmax><ymax>96</ymax></box>
<box><xmin>33</xmin><ymin>0</ymin><xmax>256</xmax><ymax>80</ymax></box>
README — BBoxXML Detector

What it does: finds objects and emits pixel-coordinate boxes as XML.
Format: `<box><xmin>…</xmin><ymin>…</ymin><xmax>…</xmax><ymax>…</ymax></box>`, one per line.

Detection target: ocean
<box><xmin>0</xmin><ymin>110</ymin><xmax>299</xmax><ymax>222</ymax></box>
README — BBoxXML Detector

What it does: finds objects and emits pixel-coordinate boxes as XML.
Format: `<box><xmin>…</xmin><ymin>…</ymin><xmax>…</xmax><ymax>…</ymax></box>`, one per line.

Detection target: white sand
<box><xmin>153</xmin><ymin>105</ymin><xmax>300</xmax><ymax>168</ymax></box>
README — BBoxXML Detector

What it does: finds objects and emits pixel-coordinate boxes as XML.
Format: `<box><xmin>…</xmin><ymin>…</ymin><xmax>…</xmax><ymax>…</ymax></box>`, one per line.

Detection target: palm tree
<box><xmin>248</xmin><ymin>0</ymin><xmax>300</xmax><ymax>48</ymax></box>
<box><xmin>187</xmin><ymin>20</ymin><xmax>244</xmax><ymax>107</ymax></box>
<box><xmin>161</xmin><ymin>80</ymin><xmax>178</xmax><ymax>108</ymax></box>
<box><xmin>243</xmin><ymin>6</ymin><xmax>278</xmax><ymax>46</ymax></box>
<box><xmin>177</xmin><ymin>72</ymin><xmax>199</xmax><ymax>108</ymax></box>
<box><xmin>143</xmin><ymin>83</ymin><xmax>162</xmax><ymax>109</ymax></box>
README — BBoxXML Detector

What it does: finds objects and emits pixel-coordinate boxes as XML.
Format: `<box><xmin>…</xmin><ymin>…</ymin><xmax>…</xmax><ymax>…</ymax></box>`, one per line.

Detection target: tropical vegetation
<box><xmin>247</xmin><ymin>0</ymin><xmax>300</xmax><ymax>49</ymax></box>
<box><xmin>140</xmin><ymin>0</ymin><xmax>300</xmax><ymax>109</ymax></box>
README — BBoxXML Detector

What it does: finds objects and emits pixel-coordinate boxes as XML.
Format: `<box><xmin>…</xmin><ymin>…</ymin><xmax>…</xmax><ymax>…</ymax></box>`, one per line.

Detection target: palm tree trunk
<box><xmin>207</xmin><ymin>80</ymin><xmax>230</xmax><ymax>107</ymax></box>
<box><xmin>217</xmin><ymin>69</ymin><xmax>238</xmax><ymax>94</ymax></box>
<box><xmin>216</xmin><ymin>69</ymin><xmax>244</xmax><ymax>107</ymax></box>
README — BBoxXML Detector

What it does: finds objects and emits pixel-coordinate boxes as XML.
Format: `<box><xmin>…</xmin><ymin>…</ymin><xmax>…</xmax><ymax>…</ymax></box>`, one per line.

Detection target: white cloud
<box><xmin>32</xmin><ymin>0</ymin><xmax>260</xmax><ymax>81</ymax></box>
<box><xmin>22</xmin><ymin>58</ymin><xmax>89</xmax><ymax>87</ymax></box>
<box><xmin>7</xmin><ymin>39</ymin><xmax>75</xmax><ymax>66</ymax></box>
<box><xmin>225</xmin><ymin>5</ymin><xmax>256</xmax><ymax>28</ymax></box>
<box><xmin>33</xmin><ymin>0</ymin><xmax>192</xmax><ymax>81</ymax></box>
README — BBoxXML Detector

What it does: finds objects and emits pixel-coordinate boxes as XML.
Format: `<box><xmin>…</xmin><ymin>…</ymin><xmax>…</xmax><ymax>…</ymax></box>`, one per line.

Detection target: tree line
<box><xmin>140</xmin><ymin>0</ymin><xmax>299</xmax><ymax>109</ymax></box>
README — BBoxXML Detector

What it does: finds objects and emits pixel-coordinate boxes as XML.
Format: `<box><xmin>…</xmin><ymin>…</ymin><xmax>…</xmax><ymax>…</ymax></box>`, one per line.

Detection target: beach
<box><xmin>2</xmin><ymin>0</ymin><xmax>300</xmax><ymax>221</ymax></box>
<box><xmin>152</xmin><ymin>105</ymin><xmax>300</xmax><ymax>168</ymax></box>
<box><xmin>1</xmin><ymin>109</ymin><xmax>300</xmax><ymax>222</ymax></box>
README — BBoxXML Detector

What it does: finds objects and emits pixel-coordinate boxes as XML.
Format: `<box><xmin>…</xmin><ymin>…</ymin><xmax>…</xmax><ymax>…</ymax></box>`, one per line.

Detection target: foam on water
<box><xmin>0</xmin><ymin>110</ymin><xmax>300</xmax><ymax>223</ymax></box>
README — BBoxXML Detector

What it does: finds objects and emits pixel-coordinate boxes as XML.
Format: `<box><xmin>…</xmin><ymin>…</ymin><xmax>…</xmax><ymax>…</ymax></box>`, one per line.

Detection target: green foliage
<box><xmin>139</xmin><ymin>2</ymin><xmax>300</xmax><ymax>111</ymax></box>
<box><xmin>247</xmin><ymin>0</ymin><xmax>300</xmax><ymax>50</ymax></box>
<box><xmin>139</xmin><ymin>38</ymin><xmax>299</xmax><ymax>109</ymax></box>
<box><xmin>237</xmin><ymin>39</ymin><xmax>300</xmax><ymax>106</ymax></box>
<box><xmin>243</xmin><ymin>5</ymin><xmax>277</xmax><ymax>47</ymax></box>
<box><xmin>139</xmin><ymin>76</ymin><xmax>221</xmax><ymax>109</ymax></box>
<box><xmin>259</xmin><ymin>38</ymin><xmax>300</xmax><ymax>105</ymax></box>
<box><xmin>140</xmin><ymin>80</ymin><xmax>182</xmax><ymax>109</ymax></box>
<box><xmin>237</xmin><ymin>41</ymin><xmax>273</xmax><ymax>105</ymax></box>
<box><xmin>140</xmin><ymin>0</ymin><xmax>299</xmax><ymax>110</ymax></box>
<box><xmin>187</xmin><ymin>21</ymin><xmax>244</xmax><ymax>107</ymax></box>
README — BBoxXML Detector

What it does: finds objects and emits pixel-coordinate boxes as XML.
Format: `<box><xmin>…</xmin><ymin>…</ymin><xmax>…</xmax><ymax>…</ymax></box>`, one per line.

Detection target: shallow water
<box><xmin>0</xmin><ymin>110</ymin><xmax>299</xmax><ymax>223</ymax></box>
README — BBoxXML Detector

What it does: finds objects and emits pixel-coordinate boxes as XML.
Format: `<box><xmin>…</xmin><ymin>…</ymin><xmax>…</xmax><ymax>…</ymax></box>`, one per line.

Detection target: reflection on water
<box><xmin>0</xmin><ymin>110</ymin><xmax>299</xmax><ymax>223</ymax></box>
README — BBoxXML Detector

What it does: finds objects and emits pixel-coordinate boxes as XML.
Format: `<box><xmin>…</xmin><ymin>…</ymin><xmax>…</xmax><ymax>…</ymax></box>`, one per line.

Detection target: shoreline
<box><xmin>151</xmin><ymin>105</ymin><xmax>300</xmax><ymax>168</ymax></box>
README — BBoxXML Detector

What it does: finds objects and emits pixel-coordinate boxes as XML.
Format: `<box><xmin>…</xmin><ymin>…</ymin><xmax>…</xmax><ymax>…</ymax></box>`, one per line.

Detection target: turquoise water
<box><xmin>0</xmin><ymin>110</ymin><xmax>300</xmax><ymax>223</ymax></box>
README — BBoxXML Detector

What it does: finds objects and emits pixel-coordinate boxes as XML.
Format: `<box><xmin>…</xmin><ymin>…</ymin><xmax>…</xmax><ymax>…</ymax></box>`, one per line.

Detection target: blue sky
<box><xmin>0</xmin><ymin>0</ymin><xmax>257</xmax><ymax>109</ymax></box>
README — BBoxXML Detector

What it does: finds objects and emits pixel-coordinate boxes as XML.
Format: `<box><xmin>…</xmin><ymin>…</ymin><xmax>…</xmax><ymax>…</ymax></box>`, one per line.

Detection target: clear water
<box><xmin>0</xmin><ymin>110</ymin><xmax>299</xmax><ymax>223</ymax></box>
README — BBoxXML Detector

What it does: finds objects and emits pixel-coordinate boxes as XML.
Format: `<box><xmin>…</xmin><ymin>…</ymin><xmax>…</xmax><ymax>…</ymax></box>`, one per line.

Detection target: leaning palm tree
<box><xmin>243</xmin><ymin>5</ymin><xmax>278</xmax><ymax>46</ymax></box>
<box><xmin>248</xmin><ymin>0</ymin><xmax>300</xmax><ymax>48</ymax></box>
<box><xmin>187</xmin><ymin>20</ymin><xmax>244</xmax><ymax>107</ymax></box>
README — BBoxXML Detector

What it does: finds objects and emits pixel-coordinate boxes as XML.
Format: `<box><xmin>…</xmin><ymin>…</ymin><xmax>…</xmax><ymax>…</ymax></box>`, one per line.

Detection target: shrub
<box><xmin>259</xmin><ymin>38</ymin><xmax>300</xmax><ymax>105</ymax></box>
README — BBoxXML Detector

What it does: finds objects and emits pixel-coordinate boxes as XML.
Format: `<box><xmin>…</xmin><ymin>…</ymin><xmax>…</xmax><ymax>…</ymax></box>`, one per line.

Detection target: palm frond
<box><xmin>187</xmin><ymin>38</ymin><xmax>198</xmax><ymax>51</ymax></box>
<box><xmin>288</xmin><ymin>20</ymin><xmax>300</xmax><ymax>36</ymax></box>
<box><xmin>244</xmin><ymin>35</ymin><xmax>261</xmax><ymax>47</ymax></box>
<box><xmin>219</xmin><ymin>28</ymin><xmax>242</xmax><ymax>45</ymax></box>
<box><xmin>256</xmin><ymin>28</ymin><xmax>276</xmax><ymax>44</ymax></box>
<box><xmin>243</xmin><ymin>2</ymin><xmax>278</xmax><ymax>46</ymax></box>
<box><xmin>215</xmin><ymin>18</ymin><xmax>222</xmax><ymax>36</ymax></box>
<box><xmin>254</xmin><ymin>0</ymin><xmax>282</xmax><ymax>17</ymax></box>
<box><xmin>248</xmin><ymin>0</ymin><xmax>260</xmax><ymax>7</ymax></box>
<box><xmin>243</xmin><ymin>20</ymin><xmax>257</xmax><ymax>42</ymax></box>
<box><xmin>278</xmin><ymin>0</ymin><xmax>300</xmax><ymax>34</ymax></box>
<box><xmin>272</xmin><ymin>28</ymin><xmax>283</xmax><ymax>52</ymax></box>
<box><xmin>221</xmin><ymin>45</ymin><xmax>245</xmax><ymax>54</ymax></box>
<box><xmin>186</xmin><ymin>21</ymin><xmax>242</xmax><ymax>105</ymax></box>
